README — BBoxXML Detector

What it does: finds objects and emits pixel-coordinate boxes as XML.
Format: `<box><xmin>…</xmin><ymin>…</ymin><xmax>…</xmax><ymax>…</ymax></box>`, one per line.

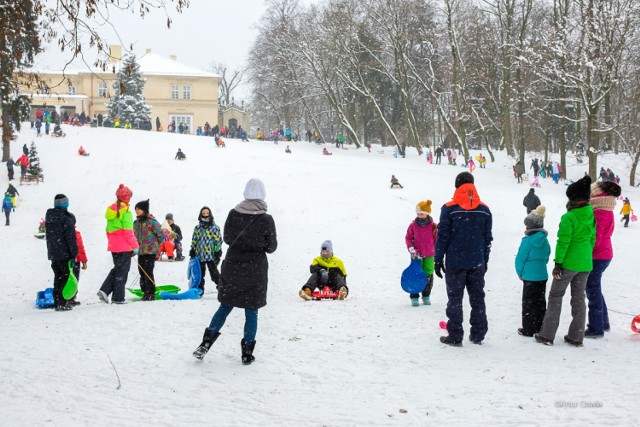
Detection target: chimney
<box><xmin>170</xmin><ymin>55</ymin><xmax>177</xmax><ymax>61</ymax></box>
<box><xmin>108</xmin><ymin>45</ymin><xmax>122</xmax><ymax>63</ymax></box>
<box><xmin>145</xmin><ymin>48</ymin><xmax>152</xmax><ymax>54</ymax></box>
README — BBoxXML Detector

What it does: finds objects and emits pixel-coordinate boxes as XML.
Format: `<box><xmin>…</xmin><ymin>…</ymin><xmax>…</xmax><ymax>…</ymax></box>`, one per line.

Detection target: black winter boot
<box><xmin>192</xmin><ymin>328</ymin><xmax>220</xmax><ymax>360</ymax></box>
<box><xmin>241</xmin><ymin>339</ymin><xmax>256</xmax><ymax>365</ymax></box>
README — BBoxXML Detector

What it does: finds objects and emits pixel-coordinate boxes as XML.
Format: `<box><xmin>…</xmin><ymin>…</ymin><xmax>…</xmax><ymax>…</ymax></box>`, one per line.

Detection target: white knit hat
<box><xmin>243</xmin><ymin>178</ymin><xmax>266</xmax><ymax>200</ymax></box>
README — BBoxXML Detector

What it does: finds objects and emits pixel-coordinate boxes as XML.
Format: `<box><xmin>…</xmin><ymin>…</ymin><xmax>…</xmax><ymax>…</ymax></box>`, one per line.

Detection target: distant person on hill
<box><xmin>322</xmin><ymin>147</ymin><xmax>332</xmax><ymax>156</ymax></box>
<box><xmin>78</xmin><ymin>146</ymin><xmax>89</xmax><ymax>156</ymax></box>
<box><xmin>523</xmin><ymin>188</ymin><xmax>541</xmax><ymax>214</ymax></box>
<box><xmin>2</xmin><ymin>192</ymin><xmax>13</xmax><ymax>226</ymax></box>
<box><xmin>175</xmin><ymin>148</ymin><xmax>186</xmax><ymax>160</ymax></box>
<box><xmin>6</xmin><ymin>182</ymin><xmax>19</xmax><ymax>209</ymax></box>
<box><xmin>620</xmin><ymin>197</ymin><xmax>633</xmax><ymax>228</ymax></box>
<box><xmin>285</xmin><ymin>145</ymin><xmax>292</xmax><ymax>154</ymax></box>
<box><xmin>514</xmin><ymin>161</ymin><xmax>525</xmax><ymax>183</ymax></box>
<box><xmin>390</xmin><ymin>175</ymin><xmax>404</xmax><ymax>189</ymax></box>
<box><xmin>6</xmin><ymin>157</ymin><xmax>15</xmax><ymax>180</ymax></box>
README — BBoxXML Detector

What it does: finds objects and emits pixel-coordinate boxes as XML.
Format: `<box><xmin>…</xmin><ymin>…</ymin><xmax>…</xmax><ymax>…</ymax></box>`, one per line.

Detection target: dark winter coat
<box><xmin>45</xmin><ymin>207</ymin><xmax>78</xmax><ymax>262</ymax></box>
<box><xmin>6</xmin><ymin>184</ymin><xmax>18</xmax><ymax>197</ymax></box>
<box><xmin>434</xmin><ymin>183</ymin><xmax>493</xmax><ymax>270</ymax></box>
<box><xmin>218</xmin><ymin>209</ymin><xmax>278</xmax><ymax>309</ymax></box>
<box><xmin>523</xmin><ymin>190</ymin><xmax>541</xmax><ymax>214</ymax></box>
<box><xmin>515</xmin><ymin>162</ymin><xmax>525</xmax><ymax>175</ymax></box>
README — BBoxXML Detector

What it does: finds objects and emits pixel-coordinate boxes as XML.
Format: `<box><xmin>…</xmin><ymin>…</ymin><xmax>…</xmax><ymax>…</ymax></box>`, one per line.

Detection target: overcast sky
<box><xmin>34</xmin><ymin>0</ymin><xmax>317</xmax><ymax>76</ymax></box>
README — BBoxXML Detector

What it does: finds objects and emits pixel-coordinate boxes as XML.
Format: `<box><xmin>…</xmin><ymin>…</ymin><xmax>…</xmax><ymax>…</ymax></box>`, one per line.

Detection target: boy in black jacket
<box><xmin>45</xmin><ymin>194</ymin><xmax>78</xmax><ymax>311</ymax></box>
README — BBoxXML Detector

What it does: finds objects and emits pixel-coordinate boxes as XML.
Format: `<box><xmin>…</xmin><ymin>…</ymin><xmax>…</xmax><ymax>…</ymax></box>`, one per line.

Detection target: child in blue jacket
<box><xmin>514</xmin><ymin>205</ymin><xmax>550</xmax><ymax>337</ymax></box>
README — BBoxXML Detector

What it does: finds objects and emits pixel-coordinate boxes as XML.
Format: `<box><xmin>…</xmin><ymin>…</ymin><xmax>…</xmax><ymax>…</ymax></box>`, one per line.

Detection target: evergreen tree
<box><xmin>27</xmin><ymin>141</ymin><xmax>43</xmax><ymax>177</ymax></box>
<box><xmin>106</xmin><ymin>54</ymin><xmax>151</xmax><ymax>126</ymax></box>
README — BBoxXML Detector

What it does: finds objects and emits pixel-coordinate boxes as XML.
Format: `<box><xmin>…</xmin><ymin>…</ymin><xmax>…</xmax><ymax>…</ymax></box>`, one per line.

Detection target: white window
<box><xmin>169</xmin><ymin>115</ymin><xmax>193</xmax><ymax>133</ymax></box>
<box><xmin>183</xmin><ymin>85</ymin><xmax>191</xmax><ymax>100</ymax></box>
<box><xmin>68</xmin><ymin>86</ymin><xmax>76</xmax><ymax>95</ymax></box>
<box><xmin>98</xmin><ymin>82</ymin><xmax>107</xmax><ymax>97</ymax></box>
<box><xmin>171</xmin><ymin>85</ymin><xmax>179</xmax><ymax>100</ymax></box>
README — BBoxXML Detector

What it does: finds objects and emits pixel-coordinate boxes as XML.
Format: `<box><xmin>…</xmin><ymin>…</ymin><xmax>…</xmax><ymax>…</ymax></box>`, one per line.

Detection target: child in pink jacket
<box><xmin>405</xmin><ymin>200</ymin><xmax>438</xmax><ymax>306</ymax></box>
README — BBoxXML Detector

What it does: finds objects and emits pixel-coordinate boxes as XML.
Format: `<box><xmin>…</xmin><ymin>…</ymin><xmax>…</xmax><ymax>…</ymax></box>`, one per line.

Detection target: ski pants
<box><xmin>521</xmin><ymin>280</ymin><xmax>547</xmax><ymax>336</ymax></box>
<box><xmin>303</xmin><ymin>271</ymin><xmax>348</xmax><ymax>294</ymax></box>
<box><xmin>208</xmin><ymin>303</ymin><xmax>258</xmax><ymax>344</ymax></box>
<box><xmin>445</xmin><ymin>267</ymin><xmax>488</xmax><ymax>343</ymax></box>
<box><xmin>138</xmin><ymin>254</ymin><xmax>157</xmax><ymax>295</ymax></box>
<box><xmin>100</xmin><ymin>252</ymin><xmax>132</xmax><ymax>303</ymax></box>
<box><xmin>539</xmin><ymin>269</ymin><xmax>589</xmax><ymax>343</ymax></box>
<box><xmin>51</xmin><ymin>259</ymin><xmax>71</xmax><ymax>308</ymax></box>
<box><xmin>4</xmin><ymin>211</ymin><xmax>9</xmax><ymax>225</ymax></box>
<box><xmin>199</xmin><ymin>261</ymin><xmax>220</xmax><ymax>292</ymax></box>
<box><xmin>585</xmin><ymin>259</ymin><xmax>611</xmax><ymax>335</ymax></box>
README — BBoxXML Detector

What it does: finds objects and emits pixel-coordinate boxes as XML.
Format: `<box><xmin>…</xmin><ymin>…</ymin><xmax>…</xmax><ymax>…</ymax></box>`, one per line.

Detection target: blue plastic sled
<box><xmin>187</xmin><ymin>258</ymin><xmax>202</xmax><ymax>290</ymax></box>
<box><xmin>36</xmin><ymin>288</ymin><xmax>55</xmax><ymax>309</ymax></box>
<box><xmin>401</xmin><ymin>258</ymin><xmax>427</xmax><ymax>294</ymax></box>
<box><xmin>160</xmin><ymin>288</ymin><xmax>203</xmax><ymax>300</ymax></box>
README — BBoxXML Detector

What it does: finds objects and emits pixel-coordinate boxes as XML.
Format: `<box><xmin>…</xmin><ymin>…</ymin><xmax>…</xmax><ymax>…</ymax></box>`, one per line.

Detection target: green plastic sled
<box><xmin>127</xmin><ymin>285</ymin><xmax>180</xmax><ymax>300</ymax></box>
<box><xmin>62</xmin><ymin>261</ymin><xmax>78</xmax><ymax>300</ymax></box>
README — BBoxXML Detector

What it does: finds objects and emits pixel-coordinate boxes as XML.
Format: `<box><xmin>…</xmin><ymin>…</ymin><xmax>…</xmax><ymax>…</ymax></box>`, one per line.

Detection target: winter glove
<box><xmin>132</xmin><ymin>248</ymin><xmax>138</xmax><ymax>256</ymax></box>
<box><xmin>552</xmin><ymin>263</ymin><xmax>563</xmax><ymax>280</ymax></box>
<box><xmin>81</xmin><ymin>262</ymin><xmax>87</xmax><ymax>270</ymax></box>
<box><xmin>214</xmin><ymin>249</ymin><xmax>223</xmax><ymax>259</ymax></box>
<box><xmin>189</xmin><ymin>249</ymin><xmax>196</xmax><ymax>259</ymax></box>
<box><xmin>408</xmin><ymin>246</ymin><xmax>416</xmax><ymax>256</ymax></box>
<box><xmin>434</xmin><ymin>262</ymin><xmax>446</xmax><ymax>279</ymax></box>
<box><xmin>214</xmin><ymin>257</ymin><xmax>221</xmax><ymax>267</ymax></box>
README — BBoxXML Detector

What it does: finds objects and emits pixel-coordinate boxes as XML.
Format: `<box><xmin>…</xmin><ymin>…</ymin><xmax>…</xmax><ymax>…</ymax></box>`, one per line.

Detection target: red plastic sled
<box><xmin>312</xmin><ymin>286</ymin><xmax>340</xmax><ymax>300</ymax></box>
<box><xmin>632</xmin><ymin>314</ymin><xmax>640</xmax><ymax>334</ymax></box>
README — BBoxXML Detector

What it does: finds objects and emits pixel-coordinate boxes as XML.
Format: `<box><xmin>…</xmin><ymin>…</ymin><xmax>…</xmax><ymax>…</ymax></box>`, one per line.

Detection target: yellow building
<box><xmin>21</xmin><ymin>46</ymin><xmax>236</xmax><ymax>134</ymax></box>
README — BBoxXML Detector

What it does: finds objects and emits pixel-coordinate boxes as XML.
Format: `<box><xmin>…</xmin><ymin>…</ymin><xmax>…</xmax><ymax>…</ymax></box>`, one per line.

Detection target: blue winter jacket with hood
<box><xmin>514</xmin><ymin>230</ymin><xmax>551</xmax><ymax>281</ymax></box>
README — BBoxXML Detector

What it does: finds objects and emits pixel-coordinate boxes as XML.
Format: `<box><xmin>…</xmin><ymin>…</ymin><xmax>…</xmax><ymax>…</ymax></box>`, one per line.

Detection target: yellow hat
<box><xmin>416</xmin><ymin>200</ymin><xmax>432</xmax><ymax>214</ymax></box>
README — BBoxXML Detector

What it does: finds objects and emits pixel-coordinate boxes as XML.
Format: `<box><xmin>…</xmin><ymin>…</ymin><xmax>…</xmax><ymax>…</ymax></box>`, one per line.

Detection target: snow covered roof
<box><xmin>136</xmin><ymin>53</ymin><xmax>220</xmax><ymax>78</ymax></box>
<box><xmin>26</xmin><ymin>53</ymin><xmax>220</xmax><ymax>79</ymax></box>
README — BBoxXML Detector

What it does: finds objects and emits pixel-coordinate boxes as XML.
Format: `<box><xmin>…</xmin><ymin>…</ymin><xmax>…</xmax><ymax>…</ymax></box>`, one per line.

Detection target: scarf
<box><xmin>525</xmin><ymin>228</ymin><xmax>547</xmax><ymax>236</ymax></box>
<box><xmin>415</xmin><ymin>216</ymin><xmax>432</xmax><ymax>227</ymax></box>
<box><xmin>590</xmin><ymin>195</ymin><xmax>617</xmax><ymax>212</ymax></box>
<box><xmin>235</xmin><ymin>199</ymin><xmax>268</xmax><ymax>215</ymax></box>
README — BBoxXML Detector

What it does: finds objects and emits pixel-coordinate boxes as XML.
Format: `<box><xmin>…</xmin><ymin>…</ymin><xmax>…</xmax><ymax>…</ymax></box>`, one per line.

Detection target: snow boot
<box><xmin>338</xmin><ymin>286</ymin><xmax>348</xmax><ymax>300</ymax></box>
<box><xmin>411</xmin><ymin>298</ymin><xmax>419</xmax><ymax>307</ymax></box>
<box><xmin>534</xmin><ymin>333</ymin><xmax>553</xmax><ymax>346</ymax></box>
<box><xmin>54</xmin><ymin>304</ymin><xmax>73</xmax><ymax>311</ymax></box>
<box><xmin>193</xmin><ymin>328</ymin><xmax>220</xmax><ymax>360</ymax></box>
<box><xmin>563</xmin><ymin>335</ymin><xmax>583</xmax><ymax>347</ymax></box>
<box><xmin>422</xmin><ymin>296</ymin><xmax>431</xmax><ymax>305</ymax></box>
<box><xmin>439</xmin><ymin>336</ymin><xmax>462</xmax><ymax>347</ymax></box>
<box><xmin>299</xmin><ymin>288</ymin><xmax>312</xmax><ymax>301</ymax></box>
<box><xmin>97</xmin><ymin>290</ymin><xmax>109</xmax><ymax>304</ymax></box>
<box><xmin>241</xmin><ymin>339</ymin><xmax>256</xmax><ymax>365</ymax></box>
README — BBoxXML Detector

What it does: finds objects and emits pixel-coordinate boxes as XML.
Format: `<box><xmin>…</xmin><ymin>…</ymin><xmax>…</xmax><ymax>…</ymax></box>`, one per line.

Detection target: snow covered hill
<box><xmin>1</xmin><ymin>125</ymin><xmax>639</xmax><ymax>426</ymax></box>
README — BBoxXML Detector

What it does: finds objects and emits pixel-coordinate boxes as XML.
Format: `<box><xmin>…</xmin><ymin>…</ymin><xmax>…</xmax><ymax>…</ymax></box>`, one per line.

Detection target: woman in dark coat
<box><xmin>193</xmin><ymin>178</ymin><xmax>277</xmax><ymax>365</ymax></box>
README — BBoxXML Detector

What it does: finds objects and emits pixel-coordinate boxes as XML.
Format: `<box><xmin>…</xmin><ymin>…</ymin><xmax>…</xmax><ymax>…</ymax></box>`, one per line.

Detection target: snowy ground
<box><xmin>1</xmin><ymin>125</ymin><xmax>639</xmax><ymax>426</ymax></box>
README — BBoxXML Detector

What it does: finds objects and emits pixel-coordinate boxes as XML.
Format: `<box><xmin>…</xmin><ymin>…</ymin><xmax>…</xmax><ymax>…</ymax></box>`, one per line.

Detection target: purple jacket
<box><xmin>405</xmin><ymin>219</ymin><xmax>438</xmax><ymax>258</ymax></box>
<box><xmin>593</xmin><ymin>209</ymin><xmax>614</xmax><ymax>260</ymax></box>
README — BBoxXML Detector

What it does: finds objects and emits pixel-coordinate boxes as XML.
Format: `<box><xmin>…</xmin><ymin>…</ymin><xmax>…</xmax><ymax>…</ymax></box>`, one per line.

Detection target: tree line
<box><xmin>247</xmin><ymin>0</ymin><xmax>640</xmax><ymax>185</ymax></box>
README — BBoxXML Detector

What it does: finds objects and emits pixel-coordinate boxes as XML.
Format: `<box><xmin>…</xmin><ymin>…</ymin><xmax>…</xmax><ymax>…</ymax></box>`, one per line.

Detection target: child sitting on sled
<box><xmin>175</xmin><ymin>148</ymin><xmax>186</xmax><ymax>160</ymax></box>
<box><xmin>390</xmin><ymin>174</ymin><xmax>404</xmax><ymax>189</ymax></box>
<box><xmin>299</xmin><ymin>240</ymin><xmax>348</xmax><ymax>300</ymax></box>
<box><xmin>405</xmin><ymin>200</ymin><xmax>438</xmax><ymax>306</ymax></box>
<box><xmin>78</xmin><ymin>145</ymin><xmax>89</xmax><ymax>156</ymax></box>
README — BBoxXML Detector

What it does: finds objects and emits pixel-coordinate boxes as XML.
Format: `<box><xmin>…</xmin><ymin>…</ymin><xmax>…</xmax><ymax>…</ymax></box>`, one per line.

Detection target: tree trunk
<box><xmin>2</xmin><ymin>107</ymin><xmax>12</xmax><ymax>162</ymax></box>
<box><xmin>630</xmin><ymin>148</ymin><xmax>640</xmax><ymax>187</ymax></box>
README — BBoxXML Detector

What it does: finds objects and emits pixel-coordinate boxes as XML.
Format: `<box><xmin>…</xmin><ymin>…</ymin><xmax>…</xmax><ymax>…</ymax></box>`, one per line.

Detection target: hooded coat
<box><xmin>434</xmin><ymin>183</ymin><xmax>493</xmax><ymax>270</ymax></box>
<box><xmin>523</xmin><ymin>190</ymin><xmax>541</xmax><ymax>214</ymax></box>
<box><xmin>554</xmin><ymin>205</ymin><xmax>596</xmax><ymax>272</ymax></box>
<box><xmin>515</xmin><ymin>231</ymin><xmax>551</xmax><ymax>281</ymax></box>
<box><xmin>45</xmin><ymin>207</ymin><xmax>78</xmax><ymax>262</ymax></box>
<box><xmin>217</xmin><ymin>209</ymin><xmax>278</xmax><ymax>309</ymax></box>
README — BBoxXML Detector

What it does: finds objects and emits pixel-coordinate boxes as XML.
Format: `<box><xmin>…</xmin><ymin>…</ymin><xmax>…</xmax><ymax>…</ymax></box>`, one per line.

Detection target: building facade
<box><xmin>21</xmin><ymin>46</ymin><xmax>231</xmax><ymax>134</ymax></box>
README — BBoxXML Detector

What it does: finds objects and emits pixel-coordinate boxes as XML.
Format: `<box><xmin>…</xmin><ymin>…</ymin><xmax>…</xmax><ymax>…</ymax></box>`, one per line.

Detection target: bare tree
<box><xmin>212</xmin><ymin>62</ymin><xmax>243</xmax><ymax>106</ymax></box>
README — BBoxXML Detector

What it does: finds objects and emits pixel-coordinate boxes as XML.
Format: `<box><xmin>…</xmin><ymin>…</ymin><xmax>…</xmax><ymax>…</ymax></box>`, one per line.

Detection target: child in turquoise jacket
<box><xmin>515</xmin><ymin>205</ymin><xmax>550</xmax><ymax>337</ymax></box>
